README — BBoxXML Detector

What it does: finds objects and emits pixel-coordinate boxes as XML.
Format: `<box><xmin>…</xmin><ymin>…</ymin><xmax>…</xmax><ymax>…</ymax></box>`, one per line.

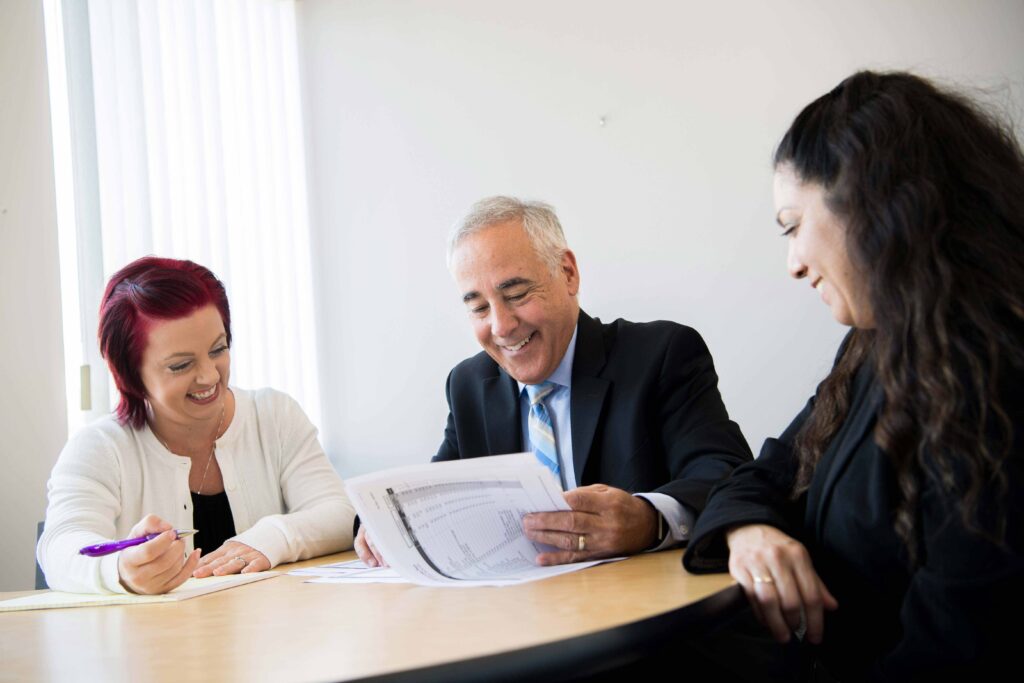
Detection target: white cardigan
<box><xmin>38</xmin><ymin>387</ymin><xmax>355</xmax><ymax>593</ymax></box>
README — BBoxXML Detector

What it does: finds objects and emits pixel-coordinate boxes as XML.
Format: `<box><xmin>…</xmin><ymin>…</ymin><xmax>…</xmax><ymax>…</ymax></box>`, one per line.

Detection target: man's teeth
<box><xmin>189</xmin><ymin>386</ymin><xmax>217</xmax><ymax>400</ymax></box>
<box><xmin>506</xmin><ymin>333</ymin><xmax>533</xmax><ymax>351</ymax></box>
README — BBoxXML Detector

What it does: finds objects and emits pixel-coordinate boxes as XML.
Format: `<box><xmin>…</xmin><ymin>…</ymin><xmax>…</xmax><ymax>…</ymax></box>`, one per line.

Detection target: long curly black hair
<box><xmin>775</xmin><ymin>71</ymin><xmax>1024</xmax><ymax>558</ymax></box>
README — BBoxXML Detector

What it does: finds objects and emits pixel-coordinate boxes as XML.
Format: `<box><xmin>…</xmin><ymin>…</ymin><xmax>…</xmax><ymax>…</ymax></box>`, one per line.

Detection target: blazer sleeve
<box><xmin>683</xmin><ymin>331</ymin><xmax>858</xmax><ymax>572</ymax></box>
<box><xmin>651</xmin><ymin>326</ymin><xmax>753</xmax><ymax>513</ymax></box>
<box><xmin>682</xmin><ymin>396</ymin><xmax>811</xmax><ymax>572</ymax></box>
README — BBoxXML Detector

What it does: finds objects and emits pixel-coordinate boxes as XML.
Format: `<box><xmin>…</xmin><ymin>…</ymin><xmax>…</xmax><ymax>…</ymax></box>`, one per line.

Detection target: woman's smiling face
<box><xmin>773</xmin><ymin>164</ymin><xmax>874</xmax><ymax>329</ymax></box>
<box><xmin>139</xmin><ymin>304</ymin><xmax>231</xmax><ymax>426</ymax></box>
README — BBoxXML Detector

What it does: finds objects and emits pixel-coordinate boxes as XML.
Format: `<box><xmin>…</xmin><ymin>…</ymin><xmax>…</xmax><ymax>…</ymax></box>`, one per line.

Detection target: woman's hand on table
<box><xmin>193</xmin><ymin>540</ymin><xmax>270</xmax><ymax>577</ymax></box>
<box><xmin>726</xmin><ymin>523</ymin><xmax>838</xmax><ymax>644</ymax></box>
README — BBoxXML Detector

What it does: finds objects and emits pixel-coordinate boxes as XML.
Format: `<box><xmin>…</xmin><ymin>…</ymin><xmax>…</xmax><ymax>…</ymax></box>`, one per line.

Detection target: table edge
<box><xmin>349</xmin><ymin>581</ymin><xmax>745</xmax><ymax>683</ymax></box>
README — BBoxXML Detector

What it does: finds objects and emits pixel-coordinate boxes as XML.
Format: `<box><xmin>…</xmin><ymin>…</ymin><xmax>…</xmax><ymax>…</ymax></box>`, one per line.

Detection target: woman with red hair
<box><xmin>38</xmin><ymin>256</ymin><xmax>354</xmax><ymax>594</ymax></box>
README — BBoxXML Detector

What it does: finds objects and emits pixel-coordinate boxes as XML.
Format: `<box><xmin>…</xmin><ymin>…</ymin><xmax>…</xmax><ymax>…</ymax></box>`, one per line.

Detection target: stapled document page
<box><xmin>345</xmin><ymin>452</ymin><xmax>618</xmax><ymax>587</ymax></box>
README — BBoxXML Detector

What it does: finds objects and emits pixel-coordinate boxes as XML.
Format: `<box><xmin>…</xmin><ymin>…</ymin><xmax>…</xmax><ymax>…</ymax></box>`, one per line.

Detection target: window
<box><xmin>44</xmin><ymin>0</ymin><xmax>321</xmax><ymax>433</ymax></box>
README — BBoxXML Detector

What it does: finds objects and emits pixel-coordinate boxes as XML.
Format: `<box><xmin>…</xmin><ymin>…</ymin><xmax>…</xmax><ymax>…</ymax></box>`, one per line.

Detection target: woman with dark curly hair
<box><xmin>684</xmin><ymin>71</ymin><xmax>1024</xmax><ymax>680</ymax></box>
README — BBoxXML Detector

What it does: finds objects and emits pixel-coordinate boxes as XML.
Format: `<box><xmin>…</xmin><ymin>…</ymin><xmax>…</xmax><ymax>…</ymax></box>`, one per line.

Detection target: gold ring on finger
<box><xmin>753</xmin><ymin>575</ymin><xmax>774</xmax><ymax>584</ymax></box>
<box><xmin>577</xmin><ymin>534</ymin><xmax>587</xmax><ymax>552</ymax></box>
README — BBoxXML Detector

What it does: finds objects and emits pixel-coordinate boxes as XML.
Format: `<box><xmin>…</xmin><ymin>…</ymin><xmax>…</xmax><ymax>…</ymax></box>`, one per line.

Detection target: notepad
<box><xmin>0</xmin><ymin>571</ymin><xmax>278</xmax><ymax>612</ymax></box>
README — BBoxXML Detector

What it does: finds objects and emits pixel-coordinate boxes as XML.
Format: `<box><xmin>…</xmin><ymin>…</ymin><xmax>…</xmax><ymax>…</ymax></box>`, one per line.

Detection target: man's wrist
<box><xmin>638</xmin><ymin>497</ymin><xmax>665</xmax><ymax>550</ymax></box>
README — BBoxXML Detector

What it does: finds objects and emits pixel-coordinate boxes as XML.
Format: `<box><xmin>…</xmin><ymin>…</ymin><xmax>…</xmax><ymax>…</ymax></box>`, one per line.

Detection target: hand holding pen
<box><xmin>111</xmin><ymin>514</ymin><xmax>202</xmax><ymax>595</ymax></box>
<box><xmin>79</xmin><ymin>528</ymin><xmax>197</xmax><ymax>556</ymax></box>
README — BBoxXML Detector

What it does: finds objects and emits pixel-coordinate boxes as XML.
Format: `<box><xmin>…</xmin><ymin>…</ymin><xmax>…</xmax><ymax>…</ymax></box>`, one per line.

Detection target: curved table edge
<box><xmin>349</xmin><ymin>581</ymin><xmax>745</xmax><ymax>683</ymax></box>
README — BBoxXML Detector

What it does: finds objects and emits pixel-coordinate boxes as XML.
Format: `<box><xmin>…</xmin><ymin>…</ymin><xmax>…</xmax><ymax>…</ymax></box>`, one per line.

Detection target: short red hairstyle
<box><xmin>99</xmin><ymin>256</ymin><xmax>232</xmax><ymax>429</ymax></box>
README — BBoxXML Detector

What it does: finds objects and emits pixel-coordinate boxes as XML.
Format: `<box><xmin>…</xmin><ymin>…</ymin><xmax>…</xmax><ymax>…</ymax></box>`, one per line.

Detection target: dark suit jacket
<box><xmin>433</xmin><ymin>310</ymin><xmax>752</xmax><ymax>515</ymax></box>
<box><xmin>684</xmin><ymin>338</ymin><xmax>1024</xmax><ymax>681</ymax></box>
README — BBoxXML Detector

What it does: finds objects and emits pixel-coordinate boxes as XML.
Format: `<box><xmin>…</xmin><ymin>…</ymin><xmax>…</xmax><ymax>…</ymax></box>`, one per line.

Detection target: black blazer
<box><xmin>434</xmin><ymin>310</ymin><xmax>752</xmax><ymax>514</ymax></box>
<box><xmin>684</xmin><ymin>341</ymin><xmax>1024</xmax><ymax>681</ymax></box>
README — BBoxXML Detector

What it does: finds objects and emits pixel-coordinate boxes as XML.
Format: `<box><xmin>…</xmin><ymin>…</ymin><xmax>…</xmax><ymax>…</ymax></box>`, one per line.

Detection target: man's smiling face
<box><xmin>450</xmin><ymin>220</ymin><xmax>580</xmax><ymax>384</ymax></box>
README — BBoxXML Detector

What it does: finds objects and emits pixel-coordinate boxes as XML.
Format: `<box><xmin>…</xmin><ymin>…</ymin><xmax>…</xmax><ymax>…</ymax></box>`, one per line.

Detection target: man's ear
<box><xmin>560</xmin><ymin>249</ymin><xmax>580</xmax><ymax>296</ymax></box>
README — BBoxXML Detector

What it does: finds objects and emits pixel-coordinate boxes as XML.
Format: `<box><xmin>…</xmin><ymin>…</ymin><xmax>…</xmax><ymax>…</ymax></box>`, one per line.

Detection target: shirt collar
<box><xmin>517</xmin><ymin>324</ymin><xmax>578</xmax><ymax>393</ymax></box>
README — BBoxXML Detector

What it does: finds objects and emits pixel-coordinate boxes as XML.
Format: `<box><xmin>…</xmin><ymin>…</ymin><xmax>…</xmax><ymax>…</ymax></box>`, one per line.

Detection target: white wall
<box><xmin>297</xmin><ymin>0</ymin><xmax>1024</xmax><ymax>477</ymax></box>
<box><xmin>0</xmin><ymin>0</ymin><xmax>67</xmax><ymax>591</ymax></box>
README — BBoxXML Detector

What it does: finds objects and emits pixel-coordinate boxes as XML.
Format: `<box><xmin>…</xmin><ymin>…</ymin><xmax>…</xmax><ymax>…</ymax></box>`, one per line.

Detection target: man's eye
<box><xmin>780</xmin><ymin>224</ymin><xmax>798</xmax><ymax>237</ymax></box>
<box><xmin>470</xmin><ymin>305</ymin><xmax>489</xmax><ymax>316</ymax></box>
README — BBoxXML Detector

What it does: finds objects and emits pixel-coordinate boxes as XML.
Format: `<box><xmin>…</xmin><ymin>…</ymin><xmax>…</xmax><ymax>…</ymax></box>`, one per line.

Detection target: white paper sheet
<box><xmin>288</xmin><ymin>559</ymin><xmax>408</xmax><ymax>584</ymax></box>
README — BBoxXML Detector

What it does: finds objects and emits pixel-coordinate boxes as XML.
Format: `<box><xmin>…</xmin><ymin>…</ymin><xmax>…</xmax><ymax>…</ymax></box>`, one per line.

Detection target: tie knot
<box><xmin>525</xmin><ymin>382</ymin><xmax>556</xmax><ymax>406</ymax></box>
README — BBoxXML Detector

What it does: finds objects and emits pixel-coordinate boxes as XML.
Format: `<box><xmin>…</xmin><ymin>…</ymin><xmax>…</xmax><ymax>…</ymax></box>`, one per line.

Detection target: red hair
<box><xmin>99</xmin><ymin>256</ymin><xmax>232</xmax><ymax>429</ymax></box>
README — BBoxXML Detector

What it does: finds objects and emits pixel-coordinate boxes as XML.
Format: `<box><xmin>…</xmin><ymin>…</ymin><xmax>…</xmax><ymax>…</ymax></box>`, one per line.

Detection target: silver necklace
<box><xmin>154</xmin><ymin>402</ymin><xmax>226</xmax><ymax>495</ymax></box>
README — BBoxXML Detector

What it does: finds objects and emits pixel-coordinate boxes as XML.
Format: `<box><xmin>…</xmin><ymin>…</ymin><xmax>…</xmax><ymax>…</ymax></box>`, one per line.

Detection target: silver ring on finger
<box><xmin>233</xmin><ymin>556</ymin><xmax>247</xmax><ymax>566</ymax></box>
<box><xmin>577</xmin><ymin>534</ymin><xmax>587</xmax><ymax>552</ymax></box>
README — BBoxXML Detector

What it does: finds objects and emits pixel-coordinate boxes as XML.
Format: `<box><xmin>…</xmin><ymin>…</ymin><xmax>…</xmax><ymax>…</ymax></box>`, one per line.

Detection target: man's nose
<box><xmin>490</xmin><ymin>303</ymin><xmax>518</xmax><ymax>338</ymax></box>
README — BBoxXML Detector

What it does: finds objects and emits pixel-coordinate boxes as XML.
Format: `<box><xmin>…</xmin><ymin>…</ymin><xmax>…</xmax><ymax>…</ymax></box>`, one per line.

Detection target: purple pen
<box><xmin>78</xmin><ymin>529</ymin><xmax>198</xmax><ymax>557</ymax></box>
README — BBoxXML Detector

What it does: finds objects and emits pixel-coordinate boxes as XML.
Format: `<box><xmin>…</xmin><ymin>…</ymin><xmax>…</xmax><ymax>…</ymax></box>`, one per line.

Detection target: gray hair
<box><xmin>446</xmin><ymin>196</ymin><xmax>569</xmax><ymax>273</ymax></box>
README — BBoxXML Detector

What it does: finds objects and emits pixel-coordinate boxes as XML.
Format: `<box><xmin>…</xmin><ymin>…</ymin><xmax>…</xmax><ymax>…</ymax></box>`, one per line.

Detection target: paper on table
<box><xmin>289</xmin><ymin>559</ymin><xmax>408</xmax><ymax>584</ymax></box>
<box><xmin>345</xmin><ymin>452</ymin><xmax>614</xmax><ymax>587</ymax></box>
<box><xmin>0</xmin><ymin>572</ymin><xmax>278</xmax><ymax>612</ymax></box>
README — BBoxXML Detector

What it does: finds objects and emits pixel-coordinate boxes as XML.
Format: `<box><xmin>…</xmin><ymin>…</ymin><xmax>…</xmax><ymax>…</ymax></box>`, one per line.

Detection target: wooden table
<box><xmin>0</xmin><ymin>550</ymin><xmax>741</xmax><ymax>682</ymax></box>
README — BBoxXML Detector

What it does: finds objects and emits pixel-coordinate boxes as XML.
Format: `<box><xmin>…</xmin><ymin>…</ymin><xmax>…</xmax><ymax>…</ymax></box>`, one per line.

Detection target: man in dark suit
<box><xmin>356</xmin><ymin>196</ymin><xmax>751</xmax><ymax>566</ymax></box>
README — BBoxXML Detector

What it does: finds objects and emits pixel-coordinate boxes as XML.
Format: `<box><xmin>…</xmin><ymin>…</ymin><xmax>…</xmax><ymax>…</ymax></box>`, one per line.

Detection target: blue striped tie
<box><xmin>525</xmin><ymin>382</ymin><xmax>560</xmax><ymax>480</ymax></box>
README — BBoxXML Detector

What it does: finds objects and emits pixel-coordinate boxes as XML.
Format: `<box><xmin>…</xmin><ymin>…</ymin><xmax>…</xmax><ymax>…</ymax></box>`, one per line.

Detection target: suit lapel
<box><xmin>483</xmin><ymin>370</ymin><xmax>522</xmax><ymax>455</ymax></box>
<box><xmin>806</xmin><ymin>366</ymin><xmax>883</xmax><ymax>538</ymax></box>
<box><xmin>570</xmin><ymin>311</ymin><xmax>611</xmax><ymax>483</ymax></box>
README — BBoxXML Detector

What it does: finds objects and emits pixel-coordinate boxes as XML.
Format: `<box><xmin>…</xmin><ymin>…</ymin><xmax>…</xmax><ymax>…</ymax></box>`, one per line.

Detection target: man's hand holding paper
<box><xmin>523</xmin><ymin>484</ymin><xmax>659</xmax><ymax>565</ymax></box>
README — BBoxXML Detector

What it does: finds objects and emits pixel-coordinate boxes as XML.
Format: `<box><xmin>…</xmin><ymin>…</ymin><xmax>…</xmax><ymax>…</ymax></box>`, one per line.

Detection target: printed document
<box><xmin>345</xmin><ymin>453</ymin><xmax>614</xmax><ymax>587</ymax></box>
